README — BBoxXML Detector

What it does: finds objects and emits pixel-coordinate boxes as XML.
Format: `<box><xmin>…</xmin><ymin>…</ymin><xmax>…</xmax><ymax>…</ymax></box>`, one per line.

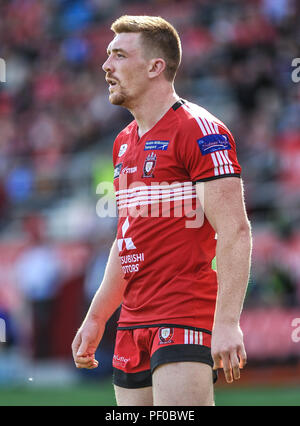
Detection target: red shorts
<box><xmin>112</xmin><ymin>325</ymin><xmax>217</xmax><ymax>388</ymax></box>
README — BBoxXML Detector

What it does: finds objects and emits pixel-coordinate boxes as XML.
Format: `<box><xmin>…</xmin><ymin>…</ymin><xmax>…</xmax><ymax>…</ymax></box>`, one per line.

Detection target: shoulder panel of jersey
<box><xmin>112</xmin><ymin>119</ymin><xmax>136</xmax><ymax>167</ymax></box>
<box><xmin>174</xmin><ymin>100</ymin><xmax>241</xmax><ymax>182</ymax></box>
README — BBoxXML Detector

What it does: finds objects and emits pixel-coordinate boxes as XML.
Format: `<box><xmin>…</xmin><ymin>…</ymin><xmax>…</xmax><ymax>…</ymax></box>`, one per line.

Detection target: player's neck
<box><xmin>130</xmin><ymin>86</ymin><xmax>179</xmax><ymax>138</ymax></box>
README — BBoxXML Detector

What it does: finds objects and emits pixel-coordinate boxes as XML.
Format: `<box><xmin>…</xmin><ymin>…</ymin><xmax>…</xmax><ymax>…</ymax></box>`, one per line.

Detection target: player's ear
<box><xmin>148</xmin><ymin>58</ymin><xmax>166</xmax><ymax>79</ymax></box>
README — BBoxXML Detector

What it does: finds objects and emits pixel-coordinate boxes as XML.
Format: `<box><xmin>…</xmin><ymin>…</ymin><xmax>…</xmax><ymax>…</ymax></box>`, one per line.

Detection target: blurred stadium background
<box><xmin>0</xmin><ymin>0</ymin><xmax>300</xmax><ymax>406</ymax></box>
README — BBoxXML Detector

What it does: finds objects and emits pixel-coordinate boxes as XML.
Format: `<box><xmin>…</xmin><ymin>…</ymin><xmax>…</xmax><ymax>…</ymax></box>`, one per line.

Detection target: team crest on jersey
<box><xmin>143</xmin><ymin>152</ymin><xmax>157</xmax><ymax>178</ymax></box>
<box><xmin>158</xmin><ymin>327</ymin><xmax>174</xmax><ymax>344</ymax></box>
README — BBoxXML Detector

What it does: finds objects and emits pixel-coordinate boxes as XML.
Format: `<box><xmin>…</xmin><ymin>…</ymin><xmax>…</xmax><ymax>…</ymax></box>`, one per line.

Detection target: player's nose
<box><xmin>102</xmin><ymin>57</ymin><xmax>114</xmax><ymax>73</ymax></box>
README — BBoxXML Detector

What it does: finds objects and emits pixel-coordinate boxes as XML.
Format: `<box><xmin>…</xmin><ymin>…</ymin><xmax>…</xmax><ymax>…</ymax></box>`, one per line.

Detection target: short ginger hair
<box><xmin>111</xmin><ymin>15</ymin><xmax>182</xmax><ymax>82</ymax></box>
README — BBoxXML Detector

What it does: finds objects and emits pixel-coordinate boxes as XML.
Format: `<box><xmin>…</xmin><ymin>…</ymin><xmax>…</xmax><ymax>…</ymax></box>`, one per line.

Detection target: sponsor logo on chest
<box><xmin>122</xmin><ymin>166</ymin><xmax>137</xmax><ymax>174</ymax></box>
<box><xmin>144</xmin><ymin>140</ymin><xmax>170</xmax><ymax>151</ymax></box>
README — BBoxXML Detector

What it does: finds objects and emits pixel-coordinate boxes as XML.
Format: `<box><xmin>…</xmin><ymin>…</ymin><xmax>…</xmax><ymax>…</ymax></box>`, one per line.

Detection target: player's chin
<box><xmin>109</xmin><ymin>92</ymin><xmax>127</xmax><ymax>106</ymax></box>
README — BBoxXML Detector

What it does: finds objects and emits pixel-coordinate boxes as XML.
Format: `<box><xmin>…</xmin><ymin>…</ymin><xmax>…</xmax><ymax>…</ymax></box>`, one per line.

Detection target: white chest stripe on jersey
<box><xmin>115</xmin><ymin>181</ymin><xmax>197</xmax><ymax>209</ymax></box>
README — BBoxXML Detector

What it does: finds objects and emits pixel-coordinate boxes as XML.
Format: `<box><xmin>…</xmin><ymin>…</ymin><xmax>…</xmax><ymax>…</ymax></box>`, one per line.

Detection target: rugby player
<box><xmin>72</xmin><ymin>15</ymin><xmax>252</xmax><ymax>406</ymax></box>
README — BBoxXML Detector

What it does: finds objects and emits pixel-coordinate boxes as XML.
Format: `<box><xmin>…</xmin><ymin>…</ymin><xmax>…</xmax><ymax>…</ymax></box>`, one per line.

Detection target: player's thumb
<box><xmin>212</xmin><ymin>353</ymin><xmax>222</xmax><ymax>370</ymax></box>
<box><xmin>76</xmin><ymin>336</ymin><xmax>89</xmax><ymax>357</ymax></box>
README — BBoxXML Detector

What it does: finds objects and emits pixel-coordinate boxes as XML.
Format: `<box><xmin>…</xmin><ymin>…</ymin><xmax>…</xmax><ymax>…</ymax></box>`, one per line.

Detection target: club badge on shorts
<box><xmin>158</xmin><ymin>327</ymin><xmax>174</xmax><ymax>344</ymax></box>
<box><xmin>143</xmin><ymin>152</ymin><xmax>157</xmax><ymax>178</ymax></box>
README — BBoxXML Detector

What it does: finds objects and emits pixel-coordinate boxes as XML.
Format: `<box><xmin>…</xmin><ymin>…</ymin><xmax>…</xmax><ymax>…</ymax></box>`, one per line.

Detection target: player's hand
<box><xmin>71</xmin><ymin>319</ymin><xmax>104</xmax><ymax>369</ymax></box>
<box><xmin>211</xmin><ymin>322</ymin><xmax>247</xmax><ymax>384</ymax></box>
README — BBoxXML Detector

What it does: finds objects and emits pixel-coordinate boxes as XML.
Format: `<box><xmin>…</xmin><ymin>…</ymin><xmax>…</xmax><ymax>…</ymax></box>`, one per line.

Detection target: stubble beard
<box><xmin>108</xmin><ymin>83</ymin><xmax>132</xmax><ymax>107</ymax></box>
<box><xmin>108</xmin><ymin>84</ymin><xmax>137</xmax><ymax>109</ymax></box>
<box><xmin>109</xmin><ymin>91</ymin><xmax>126</xmax><ymax>106</ymax></box>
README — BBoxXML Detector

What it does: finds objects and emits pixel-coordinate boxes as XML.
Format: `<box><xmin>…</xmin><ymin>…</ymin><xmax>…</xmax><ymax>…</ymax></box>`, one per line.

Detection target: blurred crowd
<box><xmin>0</xmin><ymin>0</ymin><xmax>300</xmax><ymax>366</ymax></box>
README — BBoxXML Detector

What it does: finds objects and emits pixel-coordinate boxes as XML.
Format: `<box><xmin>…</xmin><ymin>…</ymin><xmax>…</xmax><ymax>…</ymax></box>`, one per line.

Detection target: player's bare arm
<box><xmin>71</xmin><ymin>239</ymin><xmax>126</xmax><ymax>369</ymax></box>
<box><xmin>196</xmin><ymin>177</ymin><xmax>252</xmax><ymax>383</ymax></box>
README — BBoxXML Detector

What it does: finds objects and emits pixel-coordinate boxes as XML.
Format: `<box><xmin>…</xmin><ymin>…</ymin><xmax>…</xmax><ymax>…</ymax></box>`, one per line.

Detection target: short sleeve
<box><xmin>177</xmin><ymin>118</ymin><xmax>242</xmax><ymax>182</ymax></box>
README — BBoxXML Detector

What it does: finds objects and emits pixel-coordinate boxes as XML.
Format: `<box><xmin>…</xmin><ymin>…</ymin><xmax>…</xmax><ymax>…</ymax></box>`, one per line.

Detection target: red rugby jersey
<box><xmin>112</xmin><ymin>99</ymin><xmax>241</xmax><ymax>331</ymax></box>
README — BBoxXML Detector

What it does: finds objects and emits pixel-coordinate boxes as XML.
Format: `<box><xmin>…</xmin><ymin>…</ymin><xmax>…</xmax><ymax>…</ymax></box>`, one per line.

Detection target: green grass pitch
<box><xmin>0</xmin><ymin>380</ymin><xmax>299</xmax><ymax>406</ymax></box>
